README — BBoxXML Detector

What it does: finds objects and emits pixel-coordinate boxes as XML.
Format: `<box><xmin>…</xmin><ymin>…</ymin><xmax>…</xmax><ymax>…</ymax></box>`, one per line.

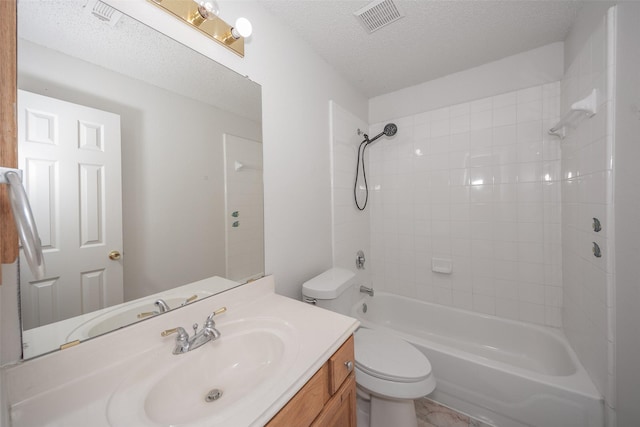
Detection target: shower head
<box><xmin>383</xmin><ymin>123</ymin><xmax>398</xmax><ymax>136</ymax></box>
<box><xmin>366</xmin><ymin>123</ymin><xmax>398</xmax><ymax>144</ymax></box>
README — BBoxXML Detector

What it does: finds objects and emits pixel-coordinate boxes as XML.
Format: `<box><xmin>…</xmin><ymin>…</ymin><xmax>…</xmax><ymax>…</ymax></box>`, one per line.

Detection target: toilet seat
<box><xmin>354</xmin><ymin>328</ymin><xmax>436</xmax><ymax>400</ymax></box>
<box><xmin>355</xmin><ymin>328</ymin><xmax>431</xmax><ymax>382</ymax></box>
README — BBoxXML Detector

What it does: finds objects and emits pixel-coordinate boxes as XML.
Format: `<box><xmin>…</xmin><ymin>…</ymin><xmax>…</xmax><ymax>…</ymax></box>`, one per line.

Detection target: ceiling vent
<box><xmin>354</xmin><ymin>0</ymin><xmax>404</xmax><ymax>34</ymax></box>
<box><xmin>84</xmin><ymin>0</ymin><xmax>123</xmax><ymax>27</ymax></box>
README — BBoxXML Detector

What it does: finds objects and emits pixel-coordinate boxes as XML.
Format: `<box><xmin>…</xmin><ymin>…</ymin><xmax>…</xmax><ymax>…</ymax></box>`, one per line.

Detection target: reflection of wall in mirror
<box><xmin>18</xmin><ymin>40</ymin><xmax>263</xmax><ymax>302</ymax></box>
<box><xmin>223</xmin><ymin>135</ymin><xmax>264</xmax><ymax>283</ymax></box>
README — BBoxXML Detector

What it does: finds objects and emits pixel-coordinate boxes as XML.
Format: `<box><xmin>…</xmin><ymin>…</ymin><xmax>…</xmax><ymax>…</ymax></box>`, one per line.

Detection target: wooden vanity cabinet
<box><xmin>267</xmin><ymin>335</ymin><xmax>356</xmax><ymax>427</ymax></box>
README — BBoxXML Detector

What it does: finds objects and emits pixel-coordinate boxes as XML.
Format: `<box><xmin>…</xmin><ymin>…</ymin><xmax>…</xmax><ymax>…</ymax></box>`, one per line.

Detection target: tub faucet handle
<box><xmin>360</xmin><ymin>285</ymin><xmax>374</xmax><ymax>297</ymax></box>
<box><xmin>356</xmin><ymin>250</ymin><xmax>366</xmax><ymax>270</ymax></box>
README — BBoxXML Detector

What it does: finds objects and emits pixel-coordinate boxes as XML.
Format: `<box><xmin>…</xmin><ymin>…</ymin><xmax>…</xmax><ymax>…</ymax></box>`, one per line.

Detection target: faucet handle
<box><xmin>205</xmin><ymin>307</ymin><xmax>227</xmax><ymax>325</ymax></box>
<box><xmin>181</xmin><ymin>294</ymin><xmax>198</xmax><ymax>306</ymax></box>
<box><xmin>161</xmin><ymin>326</ymin><xmax>188</xmax><ymax>338</ymax></box>
<box><xmin>207</xmin><ymin>306</ymin><xmax>227</xmax><ymax>320</ymax></box>
<box><xmin>137</xmin><ymin>311</ymin><xmax>159</xmax><ymax>319</ymax></box>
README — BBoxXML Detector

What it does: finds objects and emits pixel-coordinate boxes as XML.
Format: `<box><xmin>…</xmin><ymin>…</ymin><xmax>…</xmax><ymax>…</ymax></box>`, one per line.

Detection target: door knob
<box><xmin>109</xmin><ymin>250</ymin><xmax>121</xmax><ymax>260</ymax></box>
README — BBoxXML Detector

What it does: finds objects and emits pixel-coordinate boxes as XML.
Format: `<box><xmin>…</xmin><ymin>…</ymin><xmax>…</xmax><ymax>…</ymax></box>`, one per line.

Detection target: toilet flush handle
<box><xmin>344</xmin><ymin>360</ymin><xmax>353</xmax><ymax>372</ymax></box>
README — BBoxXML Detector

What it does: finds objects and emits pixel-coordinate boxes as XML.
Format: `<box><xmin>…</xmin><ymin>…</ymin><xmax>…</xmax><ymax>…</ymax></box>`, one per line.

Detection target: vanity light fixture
<box><xmin>190</xmin><ymin>0</ymin><xmax>219</xmax><ymax>27</ymax></box>
<box><xmin>147</xmin><ymin>0</ymin><xmax>252</xmax><ymax>57</ymax></box>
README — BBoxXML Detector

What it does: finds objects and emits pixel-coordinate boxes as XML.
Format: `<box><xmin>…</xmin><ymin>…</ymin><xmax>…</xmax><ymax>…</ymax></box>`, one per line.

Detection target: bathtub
<box><xmin>352</xmin><ymin>292</ymin><xmax>603</xmax><ymax>427</ymax></box>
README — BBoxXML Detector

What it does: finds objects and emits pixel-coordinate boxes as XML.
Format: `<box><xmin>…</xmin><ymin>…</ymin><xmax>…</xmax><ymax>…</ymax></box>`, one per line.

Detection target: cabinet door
<box><xmin>328</xmin><ymin>336</ymin><xmax>355</xmax><ymax>395</ymax></box>
<box><xmin>266</xmin><ymin>364</ymin><xmax>329</xmax><ymax>427</ymax></box>
<box><xmin>311</xmin><ymin>373</ymin><xmax>356</xmax><ymax>427</ymax></box>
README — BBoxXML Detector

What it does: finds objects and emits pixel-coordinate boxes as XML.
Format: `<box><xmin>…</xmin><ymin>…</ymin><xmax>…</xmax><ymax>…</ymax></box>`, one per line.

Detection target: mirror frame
<box><xmin>0</xmin><ymin>0</ymin><xmax>19</xmax><ymax>281</ymax></box>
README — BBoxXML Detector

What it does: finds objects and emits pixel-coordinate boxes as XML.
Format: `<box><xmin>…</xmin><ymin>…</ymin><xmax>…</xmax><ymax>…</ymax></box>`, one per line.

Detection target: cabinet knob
<box><xmin>344</xmin><ymin>360</ymin><xmax>353</xmax><ymax>372</ymax></box>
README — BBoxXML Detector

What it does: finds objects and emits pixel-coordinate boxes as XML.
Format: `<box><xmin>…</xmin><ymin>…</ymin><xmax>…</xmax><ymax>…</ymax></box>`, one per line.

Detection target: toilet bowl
<box><xmin>302</xmin><ymin>268</ymin><xmax>436</xmax><ymax>427</ymax></box>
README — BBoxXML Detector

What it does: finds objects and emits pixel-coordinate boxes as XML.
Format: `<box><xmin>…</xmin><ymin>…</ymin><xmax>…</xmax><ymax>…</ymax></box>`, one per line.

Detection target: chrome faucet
<box><xmin>155</xmin><ymin>299</ymin><xmax>170</xmax><ymax>313</ymax></box>
<box><xmin>360</xmin><ymin>285</ymin><xmax>374</xmax><ymax>297</ymax></box>
<box><xmin>137</xmin><ymin>299</ymin><xmax>169</xmax><ymax>319</ymax></box>
<box><xmin>161</xmin><ymin>307</ymin><xmax>226</xmax><ymax>355</ymax></box>
<box><xmin>180</xmin><ymin>294</ymin><xmax>198</xmax><ymax>306</ymax></box>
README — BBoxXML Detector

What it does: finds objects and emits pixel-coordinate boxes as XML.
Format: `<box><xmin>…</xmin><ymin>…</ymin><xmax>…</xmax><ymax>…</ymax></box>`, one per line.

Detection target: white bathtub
<box><xmin>352</xmin><ymin>292</ymin><xmax>603</xmax><ymax>427</ymax></box>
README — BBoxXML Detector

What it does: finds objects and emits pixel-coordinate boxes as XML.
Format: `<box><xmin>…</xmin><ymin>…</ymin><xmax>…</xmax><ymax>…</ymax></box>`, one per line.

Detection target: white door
<box><xmin>18</xmin><ymin>90</ymin><xmax>123</xmax><ymax>329</ymax></box>
<box><xmin>223</xmin><ymin>135</ymin><xmax>264</xmax><ymax>282</ymax></box>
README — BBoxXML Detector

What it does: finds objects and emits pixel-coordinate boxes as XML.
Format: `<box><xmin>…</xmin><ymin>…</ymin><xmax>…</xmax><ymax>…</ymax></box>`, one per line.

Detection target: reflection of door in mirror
<box><xmin>18</xmin><ymin>90</ymin><xmax>123</xmax><ymax>329</ymax></box>
<box><xmin>223</xmin><ymin>135</ymin><xmax>264</xmax><ymax>282</ymax></box>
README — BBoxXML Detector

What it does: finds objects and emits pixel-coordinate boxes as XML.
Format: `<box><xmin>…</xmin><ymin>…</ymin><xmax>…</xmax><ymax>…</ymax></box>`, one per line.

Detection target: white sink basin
<box><xmin>66</xmin><ymin>295</ymin><xmax>211</xmax><ymax>341</ymax></box>
<box><xmin>106</xmin><ymin>317</ymin><xmax>299</xmax><ymax>426</ymax></box>
<box><xmin>82</xmin><ymin>298</ymin><xmax>185</xmax><ymax>338</ymax></box>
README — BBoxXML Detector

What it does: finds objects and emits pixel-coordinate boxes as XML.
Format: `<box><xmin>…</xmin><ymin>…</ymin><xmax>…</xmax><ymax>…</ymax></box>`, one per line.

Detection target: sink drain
<box><xmin>205</xmin><ymin>389</ymin><xmax>223</xmax><ymax>402</ymax></box>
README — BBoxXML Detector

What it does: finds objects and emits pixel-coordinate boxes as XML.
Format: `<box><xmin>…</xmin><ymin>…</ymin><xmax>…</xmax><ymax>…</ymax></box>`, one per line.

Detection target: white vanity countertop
<box><xmin>6</xmin><ymin>276</ymin><xmax>359</xmax><ymax>427</ymax></box>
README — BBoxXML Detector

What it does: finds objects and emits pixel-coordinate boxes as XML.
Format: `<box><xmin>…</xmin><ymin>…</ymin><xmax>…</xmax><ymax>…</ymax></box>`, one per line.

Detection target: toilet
<box><xmin>302</xmin><ymin>268</ymin><xmax>436</xmax><ymax>427</ymax></box>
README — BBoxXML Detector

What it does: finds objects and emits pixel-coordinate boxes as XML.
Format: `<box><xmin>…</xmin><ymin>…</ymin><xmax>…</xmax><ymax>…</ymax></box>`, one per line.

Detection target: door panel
<box><xmin>18</xmin><ymin>90</ymin><xmax>123</xmax><ymax>329</ymax></box>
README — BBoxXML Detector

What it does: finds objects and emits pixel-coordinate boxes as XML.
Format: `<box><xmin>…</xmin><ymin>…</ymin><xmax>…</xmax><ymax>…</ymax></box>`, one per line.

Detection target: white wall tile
<box><xmin>496</xmin><ymin>297</ymin><xmax>520</xmax><ymax>320</ymax></box>
<box><xmin>493</xmin><ymin>91</ymin><xmax>518</xmax><ymax>108</ymax></box>
<box><xmin>493</xmin><ymin>124</ymin><xmax>517</xmax><ymax>146</ymax></box>
<box><xmin>365</xmin><ymin>83</ymin><xmax>562</xmax><ymax>326</ymax></box>
<box><xmin>517</xmin><ymin>100</ymin><xmax>543</xmax><ymax>123</ymax></box>
<box><xmin>493</xmin><ymin>105</ymin><xmax>517</xmax><ymax>127</ymax></box>
<box><xmin>473</xmin><ymin>294</ymin><xmax>496</xmax><ymax>315</ymax></box>
<box><xmin>470</xmin><ymin>109</ymin><xmax>493</xmax><ymax>131</ymax></box>
<box><xmin>452</xmin><ymin>290</ymin><xmax>473</xmax><ymax>310</ymax></box>
<box><xmin>517</xmin><ymin>86</ymin><xmax>543</xmax><ymax>103</ymax></box>
<box><xmin>431</xmin><ymin>119</ymin><xmax>450</xmax><ymax>137</ymax></box>
<box><xmin>519</xmin><ymin>301</ymin><xmax>545</xmax><ymax>324</ymax></box>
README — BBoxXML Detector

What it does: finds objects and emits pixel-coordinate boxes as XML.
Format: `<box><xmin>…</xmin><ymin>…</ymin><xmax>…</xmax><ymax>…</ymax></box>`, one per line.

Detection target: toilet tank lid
<box><xmin>302</xmin><ymin>267</ymin><xmax>355</xmax><ymax>299</ymax></box>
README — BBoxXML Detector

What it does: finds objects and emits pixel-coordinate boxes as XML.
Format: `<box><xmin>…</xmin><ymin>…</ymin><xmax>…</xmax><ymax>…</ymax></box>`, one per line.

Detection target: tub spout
<box><xmin>360</xmin><ymin>285</ymin><xmax>374</xmax><ymax>297</ymax></box>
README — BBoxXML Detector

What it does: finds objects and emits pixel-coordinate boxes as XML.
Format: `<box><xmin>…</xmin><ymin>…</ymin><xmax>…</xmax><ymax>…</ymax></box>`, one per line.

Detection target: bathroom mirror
<box><xmin>16</xmin><ymin>0</ymin><xmax>263</xmax><ymax>359</ymax></box>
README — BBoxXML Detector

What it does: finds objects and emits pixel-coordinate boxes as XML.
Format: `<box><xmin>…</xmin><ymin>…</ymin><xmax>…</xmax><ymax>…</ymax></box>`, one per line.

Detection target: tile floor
<box><xmin>415</xmin><ymin>398</ymin><xmax>495</xmax><ymax>427</ymax></box>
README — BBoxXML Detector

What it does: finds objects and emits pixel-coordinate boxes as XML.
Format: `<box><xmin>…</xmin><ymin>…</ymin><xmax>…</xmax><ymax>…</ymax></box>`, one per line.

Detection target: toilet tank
<box><xmin>302</xmin><ymin>268</ymin><xmax>357</xmax><ymax>316</ymax></box>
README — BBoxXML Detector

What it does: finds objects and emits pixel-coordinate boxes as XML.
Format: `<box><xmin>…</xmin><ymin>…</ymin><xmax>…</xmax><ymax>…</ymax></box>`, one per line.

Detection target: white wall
<box><xmin>18</xmin><ymin>40</ymin><xmax>262</xmax><ymax>301</ymax></box>
<box><xmin>613</xmin><ymin>3</ymin><xmax>640</xmax><ymax>426</ymax></box>
<box><xmin>559</xmin><ymin>5</ymin><xmax>613</xmax><ymax>415</ymax></box>
<box><xmin>370</xmin><ymin>43</ymin><xmax>564</xmax><ymax>125</ymax></box>
<box><xmin>329</xmin><ymin>101</ymin><xmax>370</xmax><ymax>287</ymax></box>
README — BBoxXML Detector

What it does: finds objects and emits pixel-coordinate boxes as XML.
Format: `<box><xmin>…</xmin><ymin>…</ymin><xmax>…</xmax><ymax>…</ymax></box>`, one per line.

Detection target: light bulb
<box><xmin>231</xmin><ymin>17</ymin><xmax>252</xmax><ymax>39</ymax></box>
<box><xmin>194</xmin><ymin>0</ymin><xmax>219</xmax><ymax>20</ymax></box>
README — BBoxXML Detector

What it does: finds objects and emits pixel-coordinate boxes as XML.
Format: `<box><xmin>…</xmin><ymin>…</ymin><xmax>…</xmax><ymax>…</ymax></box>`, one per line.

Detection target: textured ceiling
<box><xmin>17</xmin><ymin>0</ymin><xmax>262</xmax><ymax>122</ymax></box>
<box><xmin>259</xmin><ymin>0</ymin><xmax>584</xmax><ymax>98</ymax></box>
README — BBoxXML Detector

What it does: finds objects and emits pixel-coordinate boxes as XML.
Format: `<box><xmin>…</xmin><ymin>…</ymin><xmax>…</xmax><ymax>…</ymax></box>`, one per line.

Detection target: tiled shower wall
<box><xmin>367</xmin><ymin>83</ymin><xmax>563</xmax><ymax>327</ymax></box>
<box><xmin>560</xmin><ymin>10</ymin><xmax>614</xmax><ymax>411</ymax></box>
<box><xmin>329</xmin><ymin>101</ymin><xmax>371</xmax><ymax>288</ymax></box>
